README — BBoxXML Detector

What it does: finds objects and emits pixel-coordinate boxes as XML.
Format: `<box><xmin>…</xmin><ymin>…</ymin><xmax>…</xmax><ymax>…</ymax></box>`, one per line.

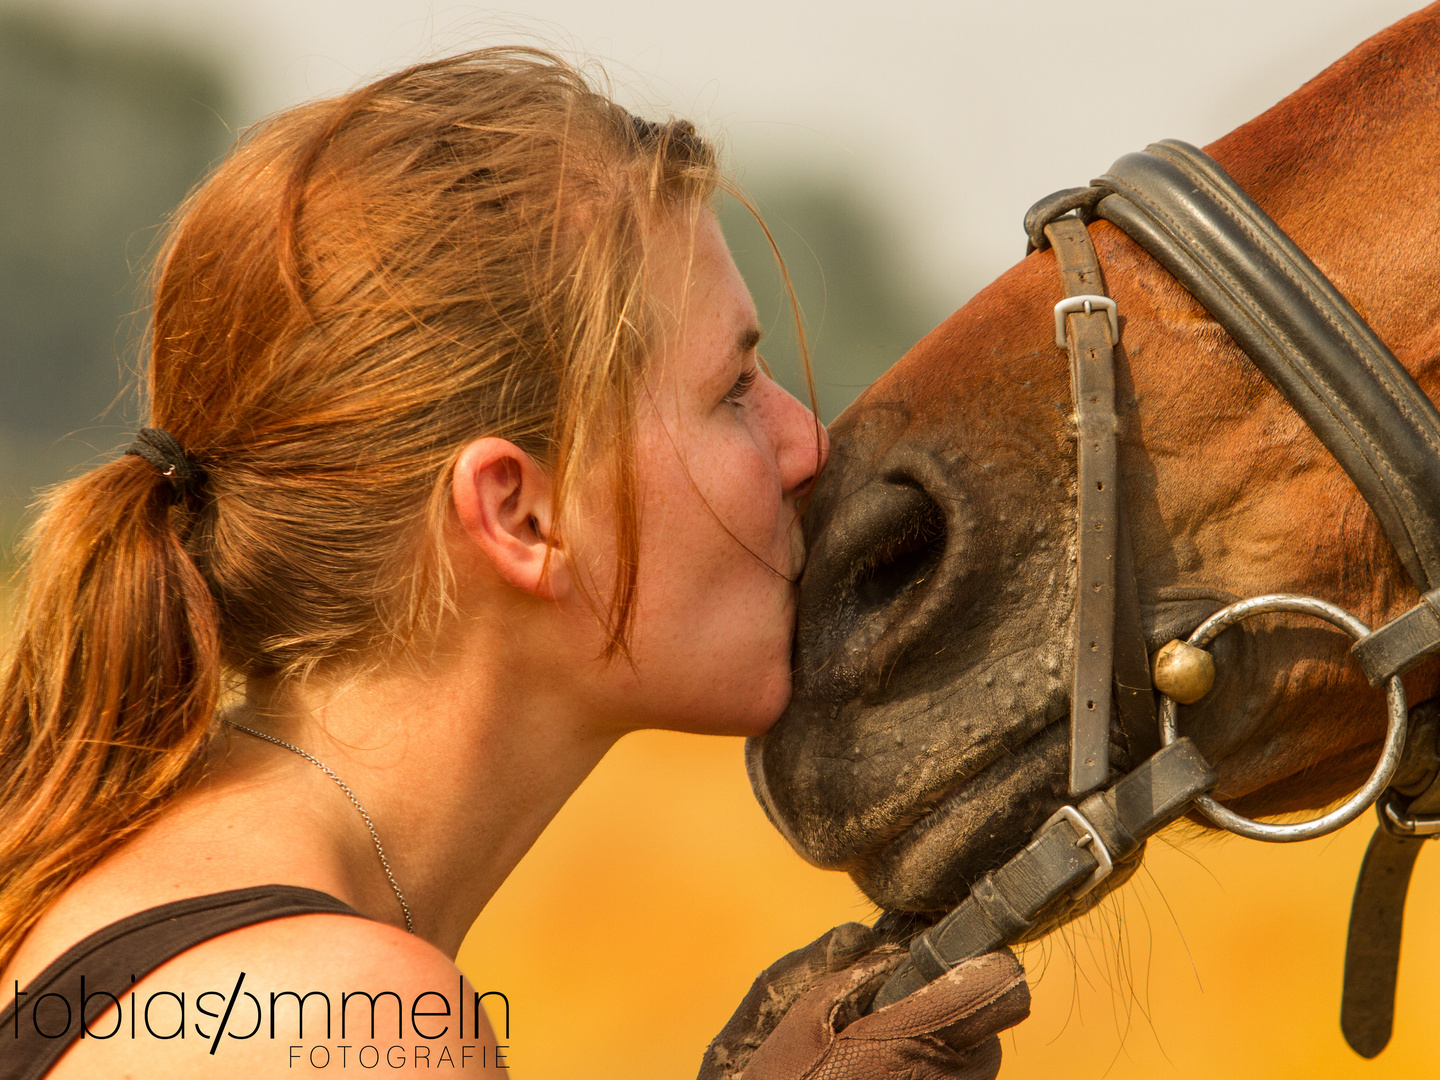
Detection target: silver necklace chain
<box><xmin>223</xmin><ymin>718</ymin><xmax>414</xmax><ymax>934</ymax></box>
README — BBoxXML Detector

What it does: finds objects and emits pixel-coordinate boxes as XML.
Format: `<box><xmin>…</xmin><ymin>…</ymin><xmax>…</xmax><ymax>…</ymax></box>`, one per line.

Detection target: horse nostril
<box><xmin>851</xmin><ymin>495</ymin><xmax>947</xmax><ymax>615</ymax></box>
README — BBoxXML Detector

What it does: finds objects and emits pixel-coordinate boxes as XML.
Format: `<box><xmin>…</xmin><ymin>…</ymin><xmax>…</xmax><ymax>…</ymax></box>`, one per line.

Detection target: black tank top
<box><xmin>0</xmin><ymin>885</ymin><xmax>363</xmax><ymax>1080</ymax></box>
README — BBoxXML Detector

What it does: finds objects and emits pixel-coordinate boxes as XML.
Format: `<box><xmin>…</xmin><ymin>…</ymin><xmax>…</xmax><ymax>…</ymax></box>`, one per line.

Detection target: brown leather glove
<box><xmin>698</xmin><ymin>924</ymin><xmax>1029</xmax><ymax>1080</ymax></box>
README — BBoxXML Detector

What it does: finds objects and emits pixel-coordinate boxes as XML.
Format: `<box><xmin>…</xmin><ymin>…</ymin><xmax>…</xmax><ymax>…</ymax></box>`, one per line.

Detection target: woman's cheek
<box><xmin>704</xmin><ymin>439</ymin><xmax>783</xmax><ymax>540</ymax></box>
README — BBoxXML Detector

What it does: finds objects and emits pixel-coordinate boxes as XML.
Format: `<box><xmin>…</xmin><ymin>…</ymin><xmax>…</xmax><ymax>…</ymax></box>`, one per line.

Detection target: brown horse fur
<box><xmin>749</xmin><ymin>4</ymin><xmax>1440</xmax><ymax>919</ymax></box>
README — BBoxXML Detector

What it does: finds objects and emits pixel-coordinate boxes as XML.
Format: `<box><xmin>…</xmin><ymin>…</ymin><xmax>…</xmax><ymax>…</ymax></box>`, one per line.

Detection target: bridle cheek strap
<box><xmin>1046</xmin><ymin>216</ymin><xmax>1161</xmax><ymax>796</ymax></box>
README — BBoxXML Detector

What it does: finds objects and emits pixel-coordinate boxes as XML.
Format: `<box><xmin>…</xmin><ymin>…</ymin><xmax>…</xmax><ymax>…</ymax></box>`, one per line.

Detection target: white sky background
<box><xmin>45</xmin><ymin>0</ymin><xmax>1427</xmax><ymax>308</ymax></box>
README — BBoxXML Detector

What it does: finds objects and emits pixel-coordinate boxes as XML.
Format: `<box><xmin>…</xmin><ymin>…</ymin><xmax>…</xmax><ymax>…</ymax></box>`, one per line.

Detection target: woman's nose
<box><xmin>767</xmin><ymin>379</ymin><xmax>829</xmax><ymax>500</ymax></box>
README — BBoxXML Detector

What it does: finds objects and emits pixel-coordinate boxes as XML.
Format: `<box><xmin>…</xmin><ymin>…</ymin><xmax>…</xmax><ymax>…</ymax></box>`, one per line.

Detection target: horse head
<box><xmin>749</xmin><ymin>5</ymin><xmax>1440</xmax><ymax>931</ymax></box>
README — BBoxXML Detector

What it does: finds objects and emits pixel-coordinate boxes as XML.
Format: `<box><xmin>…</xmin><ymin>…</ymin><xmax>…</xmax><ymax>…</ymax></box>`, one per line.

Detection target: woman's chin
<box><xmin>655</xmin><ymin>681</ymin><xmax>791</xmax><ymax>738</ymax></box>
<box><xmin>709</xmin><ymin>677</ymin><xmax>792</xmax><ymax>738</ymax></box>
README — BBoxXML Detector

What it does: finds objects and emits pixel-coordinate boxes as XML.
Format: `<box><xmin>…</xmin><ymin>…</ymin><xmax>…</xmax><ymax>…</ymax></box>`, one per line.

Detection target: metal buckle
<box><xmin>1378</xmin><ymin>789</ymin><xmax>1440</xmax><ymax>838</ymax></box>
<box><xmin>1053</xmin><ymin>295</ymin><xmax>1119</xmax><ymax>348</ymax></box>
<box><xmin>1040</xmin><ymin>804</ymin><xmax>1114</xmax><ymax>897</ymax></box>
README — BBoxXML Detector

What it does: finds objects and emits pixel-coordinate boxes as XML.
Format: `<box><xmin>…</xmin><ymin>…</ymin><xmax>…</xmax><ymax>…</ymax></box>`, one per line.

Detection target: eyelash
<box><xmin>723</xmin><ymin>368</ymin><xmax>758</xmax><ymax>407</ymax></box>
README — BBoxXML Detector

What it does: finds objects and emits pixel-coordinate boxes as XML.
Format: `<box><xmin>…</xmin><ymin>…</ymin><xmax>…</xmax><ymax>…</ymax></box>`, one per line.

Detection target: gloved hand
<box><xmin>698</xmin><ymin>923</ymin><xmax>1029</xmax><ymax>1080</ymax></box>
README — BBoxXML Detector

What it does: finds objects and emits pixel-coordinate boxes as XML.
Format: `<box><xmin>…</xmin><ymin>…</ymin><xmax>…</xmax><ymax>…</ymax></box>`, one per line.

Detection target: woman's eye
<box><xmin>722</xmin><ymin>367</ymin><xmax>758</xmax><ymax>407</ymax></box>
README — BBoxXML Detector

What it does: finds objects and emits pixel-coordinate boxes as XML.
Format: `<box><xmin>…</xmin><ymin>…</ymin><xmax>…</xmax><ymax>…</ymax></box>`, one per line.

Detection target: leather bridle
<box><xmin>866</xmin><ymin>140</ymin><xmax>1440</xmax><ymax>1060</ymax></box>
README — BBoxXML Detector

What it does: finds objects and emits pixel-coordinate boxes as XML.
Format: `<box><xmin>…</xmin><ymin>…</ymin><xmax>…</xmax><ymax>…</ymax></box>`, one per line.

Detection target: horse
<box><xmin>746</xmin><ymin>0</ymin><xmax>1440</xmax><ymax>1058</ymax></box>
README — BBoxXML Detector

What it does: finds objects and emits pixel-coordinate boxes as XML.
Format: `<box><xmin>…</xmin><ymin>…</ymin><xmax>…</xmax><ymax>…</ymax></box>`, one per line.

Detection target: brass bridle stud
<box><xmin>1152</xmin><ymin>639</ymin><xmax>1216</xmax><ymax>704</ymax></box>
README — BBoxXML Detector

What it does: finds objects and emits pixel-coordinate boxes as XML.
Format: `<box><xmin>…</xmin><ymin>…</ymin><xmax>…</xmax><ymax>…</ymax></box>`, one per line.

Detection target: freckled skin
<box><xmin>749</xmin><ymin>8</ymin><xmax>1440</xmax><ymax>917</ymax></box>
<box><xmin>575</xmin><ymin>210</ymin><xmax>827</xmax><ymax>738</ymax></box>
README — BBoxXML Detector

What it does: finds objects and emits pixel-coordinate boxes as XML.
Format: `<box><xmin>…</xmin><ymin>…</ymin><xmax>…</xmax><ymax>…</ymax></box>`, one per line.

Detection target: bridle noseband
<box><xmin>867</xmin><ymin>141</ymin><xmax>1440</xmax><ymax>1059</ymax></box>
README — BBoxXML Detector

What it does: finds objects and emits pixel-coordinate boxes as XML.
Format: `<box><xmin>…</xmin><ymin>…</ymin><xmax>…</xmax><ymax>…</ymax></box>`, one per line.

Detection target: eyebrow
<box><xmin>737</xmin><ymin>326</ymin><xmax>762</xmax><ymax>355</ymax></box>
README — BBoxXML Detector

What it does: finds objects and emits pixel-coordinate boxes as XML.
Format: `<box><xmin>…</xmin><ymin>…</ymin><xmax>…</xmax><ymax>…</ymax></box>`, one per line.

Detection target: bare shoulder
<box><xmin>47</xmin><ymin>914</ymin><xmax>509</xmax><ymax>1078</ymax></box>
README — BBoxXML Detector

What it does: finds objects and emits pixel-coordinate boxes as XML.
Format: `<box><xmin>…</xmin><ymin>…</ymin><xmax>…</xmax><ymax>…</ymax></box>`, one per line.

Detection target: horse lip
<box><xmin>848</xmin><ymin>709</ymin><xmax>1062</xmax><ymax>880</ymax></box>
<box><xmin>744</xmin><ymin>734</ymin><xmax>815</xmax><ymax>858</ymax></box>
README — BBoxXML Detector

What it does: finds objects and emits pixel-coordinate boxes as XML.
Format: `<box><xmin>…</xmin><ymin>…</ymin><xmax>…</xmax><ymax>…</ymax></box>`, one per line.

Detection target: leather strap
<box><xmin>1045</xmin><ymin>217</ymin><xmax>1121</xmax><ymax>796</ymax></box>
<box><xmin>1351</xmin><ymin>587</ymin><xmax>1440</xmax><ymax>684</ymax></box>
<box><xmin>1114</xmin><ymin>508</ymin><xmax>1162</xmax><ymax>765</ymax></box>
<box><xmin>1341</xmin><ymin>830</ymin><xmax>1426</xmax><ymax>1057</ymax></box>
<box><xmin>869</xmin><ymin>738</ymin><xmax>1216</xmax><ymax>1011</ymax></box>
<box><xmin>1088</xmin><ymin>140</ymin><xmax>1440</xmax><ymax>594</ymax></box>
<box><xmin>1341</xmin><ymin>700</ymin><xmax>1440</xmax><ymax>1057</ymax></box>
<box><xmin>1024</xmin><ymin>187</ymin><xmax>1105</xmax><ymax>252</ymax></box>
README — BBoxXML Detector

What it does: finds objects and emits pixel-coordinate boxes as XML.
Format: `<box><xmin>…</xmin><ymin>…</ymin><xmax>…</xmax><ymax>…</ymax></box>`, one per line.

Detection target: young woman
<box><xmin>0</xmin><ymin>49</ymin><xmax>1027</xmax><ymax>1078</ymax></box>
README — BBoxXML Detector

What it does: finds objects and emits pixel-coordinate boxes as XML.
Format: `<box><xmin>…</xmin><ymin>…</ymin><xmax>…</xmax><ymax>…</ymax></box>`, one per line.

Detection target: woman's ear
<box><xmin>451</xmin><ymin>438</ymin><xmax>568</xmax><ymax>600</ymax></box>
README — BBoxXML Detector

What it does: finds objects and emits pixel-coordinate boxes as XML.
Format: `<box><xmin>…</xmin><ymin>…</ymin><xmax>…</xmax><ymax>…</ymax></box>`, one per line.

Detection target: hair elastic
<box><xmin>126</xmin><ymin>427</ymin><xmax>204</xmax><ymax>500</ymax></box>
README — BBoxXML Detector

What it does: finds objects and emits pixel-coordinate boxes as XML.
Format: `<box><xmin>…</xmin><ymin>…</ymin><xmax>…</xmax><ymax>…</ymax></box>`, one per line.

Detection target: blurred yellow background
<box><xmin>459</xmin><ymin>728</ymin><xmax>1440</xmax><ymax>1079</ymax></box>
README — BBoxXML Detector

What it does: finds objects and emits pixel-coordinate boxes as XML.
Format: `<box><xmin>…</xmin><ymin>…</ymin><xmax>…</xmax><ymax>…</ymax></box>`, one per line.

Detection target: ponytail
<box><xmin>0</xmin><ymin>453</ymin><xmax>220</xmax><ymax>969</ymax></box>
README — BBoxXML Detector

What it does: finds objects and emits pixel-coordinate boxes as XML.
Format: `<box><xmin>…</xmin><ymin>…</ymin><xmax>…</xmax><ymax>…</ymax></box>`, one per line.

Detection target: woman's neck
<box><xmin>224</xmin><ymin>644</ymin><xmax>620</xmax><ymax>956</ymax></box>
